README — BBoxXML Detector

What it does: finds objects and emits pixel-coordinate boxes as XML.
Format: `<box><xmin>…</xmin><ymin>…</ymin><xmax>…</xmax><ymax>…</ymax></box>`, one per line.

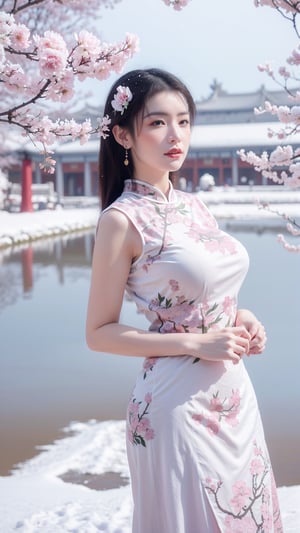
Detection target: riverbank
<box><xmin>0</xmin><ymin>206</ymin><xmax>99</xmax><ymax>249</ymax></box>
<box><xmin>0</xmin><ymin>188</ymin><xmax>299</xmax><ymax>249</ymax></box>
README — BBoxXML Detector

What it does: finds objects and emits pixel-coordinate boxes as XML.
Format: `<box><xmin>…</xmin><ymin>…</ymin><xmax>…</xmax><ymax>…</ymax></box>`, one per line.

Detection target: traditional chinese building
<box><xmin>10</xmin><ymin>82</ymin><xmax>296</xmax><ymax>196</ymax></box>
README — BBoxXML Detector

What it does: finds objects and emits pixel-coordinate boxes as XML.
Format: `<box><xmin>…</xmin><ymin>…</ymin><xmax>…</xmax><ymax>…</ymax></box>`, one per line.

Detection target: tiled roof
<box><xmin>194</xmin><ymin>83</ymin><xmax>294</xmax><ymax>123</ymax></box>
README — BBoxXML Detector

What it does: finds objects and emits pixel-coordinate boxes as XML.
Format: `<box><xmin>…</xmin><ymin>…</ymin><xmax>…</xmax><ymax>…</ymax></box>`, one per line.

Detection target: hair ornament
<box><xmin>111</xmin><ymin>85</ymin><xmax>133</xmax><ymax>115</ymax></box>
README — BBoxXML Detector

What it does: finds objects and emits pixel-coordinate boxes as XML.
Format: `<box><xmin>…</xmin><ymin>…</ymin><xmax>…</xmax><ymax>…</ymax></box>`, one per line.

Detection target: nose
<box><xmin>168</xmin><ymin>123</ymin><xmax>181</xmax><ymax>143</ymax></box>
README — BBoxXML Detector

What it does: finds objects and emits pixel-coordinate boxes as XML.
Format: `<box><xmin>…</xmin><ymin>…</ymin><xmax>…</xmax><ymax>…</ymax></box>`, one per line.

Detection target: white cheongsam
<box><xmin>105</xmin><ymin>179</ymin><xmax>283</xmax><ymax>533</ymax></box>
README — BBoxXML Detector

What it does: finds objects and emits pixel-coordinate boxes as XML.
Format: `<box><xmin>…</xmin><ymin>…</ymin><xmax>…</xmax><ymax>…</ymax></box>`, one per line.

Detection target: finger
<box><xmin>231</xmin><ymin>326</ymin><xmax>251</xmax><ymax>341</ymax></box>
<box><xmin>227</xmin><ymin>350</ymin><xmax>241</xmax><ymax>364</ymax></box>
<box><xmin>255</xmin><ymin>323</ymin><xmax>266</xmax><ymax>340</ymax></box>
<box><xmin>235</xmin><ymin>335</ymin><xmax>250</xmax><ymax>354</ymax></box>
<box><xmin>249</xmin><ymin>342</ymin><xmax>266</xmax><ymax>354</ymax></box>
<box><xmin>250</xmin><ymin>329</ymin><xmax>267</xmax><ymax>348</ymax></box>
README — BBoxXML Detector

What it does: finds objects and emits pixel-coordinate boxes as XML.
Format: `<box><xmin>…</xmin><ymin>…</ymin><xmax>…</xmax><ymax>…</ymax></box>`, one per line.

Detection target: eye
<box><xmin>179</xmin><ymin>118</ymin><xmax>190</xmax><ymax>126</ymax></box>
<box><xmin>150</xmin><ymin>119</ymin><xmax>165</xmax><ymax>126</ymax></box>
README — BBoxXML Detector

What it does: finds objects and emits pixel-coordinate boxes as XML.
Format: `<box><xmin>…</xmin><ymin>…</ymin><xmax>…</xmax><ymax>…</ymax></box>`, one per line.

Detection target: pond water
<box><xmin>0</xmin><ymin>226</ymin><xmax>299</xmax><ymax>487</ymax></box>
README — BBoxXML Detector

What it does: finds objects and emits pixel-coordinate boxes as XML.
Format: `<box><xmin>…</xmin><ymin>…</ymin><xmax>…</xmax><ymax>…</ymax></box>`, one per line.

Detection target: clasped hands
<box><xmin>235</xmin><ymin>308</ymin><xmax>267</xmax><ymax>356</ymax></box>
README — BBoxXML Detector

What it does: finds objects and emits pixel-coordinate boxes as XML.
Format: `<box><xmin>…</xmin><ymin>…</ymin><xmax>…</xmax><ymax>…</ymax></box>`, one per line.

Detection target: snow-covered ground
<box><xmin>0</xmin><ymin>189</ymin><xmax>299</xmax><ymax>532</ymax></box>
<box><xmin>0</xmin><ymin>206</ymin><xmax>99</xmax><ymax>249</ymax></box>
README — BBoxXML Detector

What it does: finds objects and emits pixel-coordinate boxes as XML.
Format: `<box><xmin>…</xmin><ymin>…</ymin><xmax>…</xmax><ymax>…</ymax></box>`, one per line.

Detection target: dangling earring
<box><xmin>124</xmin><ymin>148</ymin><xmax>129</xmax><ymax>166</ymax></box>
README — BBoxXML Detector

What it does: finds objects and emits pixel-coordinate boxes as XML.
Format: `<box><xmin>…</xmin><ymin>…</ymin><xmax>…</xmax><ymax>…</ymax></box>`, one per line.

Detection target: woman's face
<box><xmin>128</xmin><ymin>90</ymin><xmax>191</xmax><ymax>184</ymax></box>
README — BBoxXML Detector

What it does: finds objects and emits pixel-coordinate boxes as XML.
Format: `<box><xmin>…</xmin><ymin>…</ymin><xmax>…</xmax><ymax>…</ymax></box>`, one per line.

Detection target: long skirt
<box><xmin>126</xmin><ymin>355</ymin><xmax>283</xmax><ymax>533</ymax></box>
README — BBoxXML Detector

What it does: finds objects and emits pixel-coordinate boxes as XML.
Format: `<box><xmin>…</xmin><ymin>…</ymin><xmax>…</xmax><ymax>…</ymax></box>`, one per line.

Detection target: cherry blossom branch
<box><xmin>0</xmin><ymin>0</ymin><xmax>190</xmax><ymax>175</ymax></box>
<box><xmin>12</xmin><ymin>0</ymin><xmax>48</xmax><ymax>14</ymax></box>
<box><xmin>257</xmin><ymin>203</ymin><xmax>300</xmax><ymax>252</ymax></box>
<box><xmin>258</xmin><ymin>202</ymin><xmax>300</xmax><ymax>229</ymax></box>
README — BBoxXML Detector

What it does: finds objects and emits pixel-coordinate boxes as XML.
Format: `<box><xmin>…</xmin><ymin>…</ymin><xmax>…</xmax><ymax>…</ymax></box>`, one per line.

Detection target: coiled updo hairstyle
<box><xmin>99</xmin><ymin>68</ymin><xmax>196</xmax><ymax>210</ymax></box>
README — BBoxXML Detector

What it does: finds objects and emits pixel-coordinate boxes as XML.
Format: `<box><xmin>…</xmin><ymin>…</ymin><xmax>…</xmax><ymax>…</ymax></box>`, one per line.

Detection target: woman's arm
<box><xmin>86</xmin><ymin>209</ymin><xmax>251</xmax><ymax>364</ymax></box>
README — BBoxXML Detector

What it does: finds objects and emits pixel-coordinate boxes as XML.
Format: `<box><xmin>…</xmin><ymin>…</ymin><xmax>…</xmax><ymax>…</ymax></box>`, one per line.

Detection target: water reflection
<box><xmin>0</xmin><ymin>232</ymin><xmax>94</xmax><ymax>311</ymax></box>
<box><xmin>0</xmin><ymin>228</ymin><xmax>299</xmax><ymax>487</ymax></box>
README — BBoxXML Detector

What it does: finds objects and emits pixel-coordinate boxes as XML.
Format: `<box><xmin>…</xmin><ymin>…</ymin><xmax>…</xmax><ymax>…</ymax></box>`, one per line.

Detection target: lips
<box><xmin>164</xmin><ymin>148</ymin><xmax>183</xmax><ymax>157</ymax></box>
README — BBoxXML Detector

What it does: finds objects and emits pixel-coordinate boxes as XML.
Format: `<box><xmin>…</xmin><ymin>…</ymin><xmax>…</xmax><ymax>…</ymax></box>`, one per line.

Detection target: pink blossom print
<box><xmin>192</xmin><ymin>389</ymin><xmax>241</xmax><ymax>434</ymax></box>
<box><xmin>205</xmin><ymin>442</ymin><xmax>283</xmax><ymax>532</ymax></box>
<box><xmin>204</xmin><ymin>234</ymin><xmax>237</xmax><ymax>255</ymax></box>
<box><xmin>185</xmin><ymin>215</ymin><xmax>237</xmax><ymax>255</ymax></box>
<box><xmin>222</xmin><ymin>296</ymin><xmax>235</xmax><ymax>316</ymax></box>
<box><xmin>127</xmin><ymin>394</ymin><xmax>155</xmax><ymax>447</ymax></box>
<box><xmin>149</xmin><ymin>291</ymin><xmax>200</xmax><ymax>333</ymax></box>
<box><xmin>143</xmin><ymin>357</ymin><xmax>157</xmax><ymax>379</ymax></box>
<box><xmin>149</xmin><ymin>285</ymin><xmax>237</xmax><ymax>338</ymax></box>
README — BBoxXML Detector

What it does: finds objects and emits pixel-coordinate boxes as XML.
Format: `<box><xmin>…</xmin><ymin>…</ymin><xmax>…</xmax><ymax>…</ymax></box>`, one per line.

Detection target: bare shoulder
<box><xmin>96</xmin><ymin>208</ymin><xmax>142</xmax><ymax>260</ymax></box>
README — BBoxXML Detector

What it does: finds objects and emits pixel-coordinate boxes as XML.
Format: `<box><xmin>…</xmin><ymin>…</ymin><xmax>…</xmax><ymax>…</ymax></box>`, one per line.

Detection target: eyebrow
<box><xmin>143</xmin><ymin>110</ymin><xmax>189</xmax><ymax>119</ymax></box>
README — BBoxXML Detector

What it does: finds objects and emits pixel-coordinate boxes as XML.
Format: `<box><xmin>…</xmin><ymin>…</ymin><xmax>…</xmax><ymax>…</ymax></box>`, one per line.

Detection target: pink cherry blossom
<box><xmin>210</xmin><ymin>396</ymin><xmax>224</xmax><ymax>412</ymax></box>
<box><xmin>192</xmin><ymin>413</ymin><xmax>204</xmax><ymax>423</ymax></box>
<box><xmin>144</xmin><ymin>392</ymin><xmax>152</xmax><ymax>404</ymax></box>
<box><xmin>39</xmin><ymin>50</ymin><xmax>68</xmax><ymax>78</ymax></box>
<box><xmin>222</xmin><ymin>296</ymin><xmax>235</xmax><ymax>316</ymax></box>
<box><xmin>163</xmin><ymin>0</ymin><xmax>190</xmax><ymax>10</ymax></box>
<box><xmin>230</xmin><ymin>480</ymin><xmax>252</xmax><ymax>512</ymax></box>
<box><xmin>98</xmin><ymin>114</ymin><xmax>111</xmax><ymax>139</ymax></box>
<box><xmin>46</xmin><ymin>70</ymin><xmax>75</xmax><ymax>102</ymax></box>
<box><xmin>143</xmin><ymin>357</ymin><xmax>157</xmax><ymax>372</ymax></box>
<box><xmin>255</xmin><ymin>0</ymin><xmax>299</xmax><ymax>15</ymax></box>
<box><xmin>250</xmin><ymin>458</ymin><xmax>265</xmax><ymax>475</ymax></box>
<box><xmin>169</xmin><ymin>279</ymin><xmax>180</xmax><ymax>291</ymax></box>
<box><xmin>278</xmin><ymin>65</ymin><xmax>291</xmax><ymax>78</ymax></box>
<box><xmin>11</xmin><ymin>23</ymin><xmax>30</xmax><ymax>50</ymax></box>
<box><xmin>229</xmin><ymin>389</ymin><xmax>241</xmax><ymax>408</ymax></box>
<box><xmin>287</xmin><ymin>46</ymin><xmax>300</xmax><ymax>65</ymax></box>
<box><xmin>270</xmin><ymin>145</ymin><xmax>293</xmax><ymax>166</ymax></box>
<box><xmin>277</xmin><ymin>234</ymin><xmax>300</xmax><ymax>252</ymax></box>
<box><xmin>206</xmin><ymin>414</ymin><xmax>220</xmax><ymax>435</ymax></box>
<box><xmin>0</xmin><ymin>12</ymin><xmax>15</xmax><ymax>46</ymax></box>
<box><xmin>39</xmin><ymin>155</ymin><xmax>56</xmax><ymax>174</ymax></box>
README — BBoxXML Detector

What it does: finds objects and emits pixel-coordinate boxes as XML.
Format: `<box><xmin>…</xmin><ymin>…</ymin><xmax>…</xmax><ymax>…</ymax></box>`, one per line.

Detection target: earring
<box><xmin>124</xmin><ymin>148</ymin><xmax>129</xmax><ymax>166</ymax></box>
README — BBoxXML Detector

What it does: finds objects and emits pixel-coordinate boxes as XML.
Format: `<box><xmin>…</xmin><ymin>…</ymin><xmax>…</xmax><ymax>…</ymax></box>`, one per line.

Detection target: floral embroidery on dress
<box><xmin>141</xmin><ymin>202</ymin><xmax>190</xmax><ymax>271</ymax></box>
<box><xmin>143</xmin><ymin>357</ymin><xmax>157</xmax><ymax>379</ymax></box>
<box><xmin>205</xmin><ymin>441</ymin><xmax>283</xmax><ymax>532</ymax></box>
<box><xmin>185</xmin><ymin>221</ymin><xmax>237</xmax><ymax>255</ymax></box>
<box><xmin>124</xmin><ymin>179</ymin><xmax>159</xmax><ymax>199</ymax></box>
<box><xmin>127</xmin><ymin>394</ymin><xmax>155</xmax><ymax>447</ymax></box>
<box><xmin>149</xmin><ymin>291</ymin><xmax>199</xmax><ymax>333</ymax></box>
<box><xmin>192</xmin><ymin>389</ymin><xmax>241</xmax><ymax>435</ymax></box>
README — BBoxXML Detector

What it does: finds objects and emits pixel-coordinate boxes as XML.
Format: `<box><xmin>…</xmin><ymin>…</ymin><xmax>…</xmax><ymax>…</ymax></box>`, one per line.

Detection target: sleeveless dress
<box><xmin>105</xmin><ymin>179</ymin><xmax>283</xmax><ymax>533</ymax></box>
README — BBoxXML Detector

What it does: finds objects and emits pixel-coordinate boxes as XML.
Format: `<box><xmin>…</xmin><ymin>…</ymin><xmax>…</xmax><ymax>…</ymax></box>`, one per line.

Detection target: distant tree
<box><xmin>239</xmin><ymin>0</ymin><xmax>300</xmax><ymax>251</ymax></box>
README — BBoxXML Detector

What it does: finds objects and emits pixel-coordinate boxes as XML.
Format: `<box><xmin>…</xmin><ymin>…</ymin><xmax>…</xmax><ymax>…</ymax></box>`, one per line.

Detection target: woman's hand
<box><xmin>235</xmin><ymin>309</ymin><xmax>267</xmax><ymax>355</ymax></box>
<box><xmin>187</xmin><ymin>326</ymin><xmax>251</xmax><ymax>365</ymax></box>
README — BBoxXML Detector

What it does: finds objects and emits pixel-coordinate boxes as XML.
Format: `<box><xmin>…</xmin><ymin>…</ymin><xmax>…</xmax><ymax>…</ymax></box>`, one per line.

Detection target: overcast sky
<box><xmin>83</xmin><ymin>0</ymin><xmax>297</xmax><ymax>106</ymax></box>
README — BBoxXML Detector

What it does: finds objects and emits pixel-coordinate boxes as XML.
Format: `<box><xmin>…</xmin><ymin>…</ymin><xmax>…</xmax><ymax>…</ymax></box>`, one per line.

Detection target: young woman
<box><xmin>86</xmin><ymin>69</ymin><xmax>283</xmax><ymax>532</ymax></box>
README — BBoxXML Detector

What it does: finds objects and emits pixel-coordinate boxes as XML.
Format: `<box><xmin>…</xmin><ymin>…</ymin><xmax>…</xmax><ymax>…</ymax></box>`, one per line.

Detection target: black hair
<box><xmin>99</xmin><ymin>68</ymin><xmax>196</xmax><ymax>209</ymax></box>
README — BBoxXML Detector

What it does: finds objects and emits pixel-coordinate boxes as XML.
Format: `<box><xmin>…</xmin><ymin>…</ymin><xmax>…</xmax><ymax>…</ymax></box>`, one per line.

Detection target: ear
<box><xmin>112</xmin><ymin>125</ymin><xmax>132</xmax><ymax>149</ymax></box>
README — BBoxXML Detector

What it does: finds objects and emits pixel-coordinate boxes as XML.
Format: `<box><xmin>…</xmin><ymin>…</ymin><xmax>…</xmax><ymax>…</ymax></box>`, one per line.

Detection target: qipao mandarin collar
<box><xmin>123</xmin><ymin>179</ymin><xmax>176</xmax><ymax>204</ymax></box>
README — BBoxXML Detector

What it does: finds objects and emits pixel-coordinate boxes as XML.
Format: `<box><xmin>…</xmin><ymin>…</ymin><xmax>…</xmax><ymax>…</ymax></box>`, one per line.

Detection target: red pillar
<box><xmin>21</xmin><ymin>157</ymin><xmax>33</xmax><ymax>212</ymax></box>
<box><xmin>218</xmin><ymin>159</ymin><xmax>224</xmax><ymax>186</ymax></box>
<box><xmin>22</xmin><ymin>247</ymin><xmax>33</xmax><ymax>292</ymax></box>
